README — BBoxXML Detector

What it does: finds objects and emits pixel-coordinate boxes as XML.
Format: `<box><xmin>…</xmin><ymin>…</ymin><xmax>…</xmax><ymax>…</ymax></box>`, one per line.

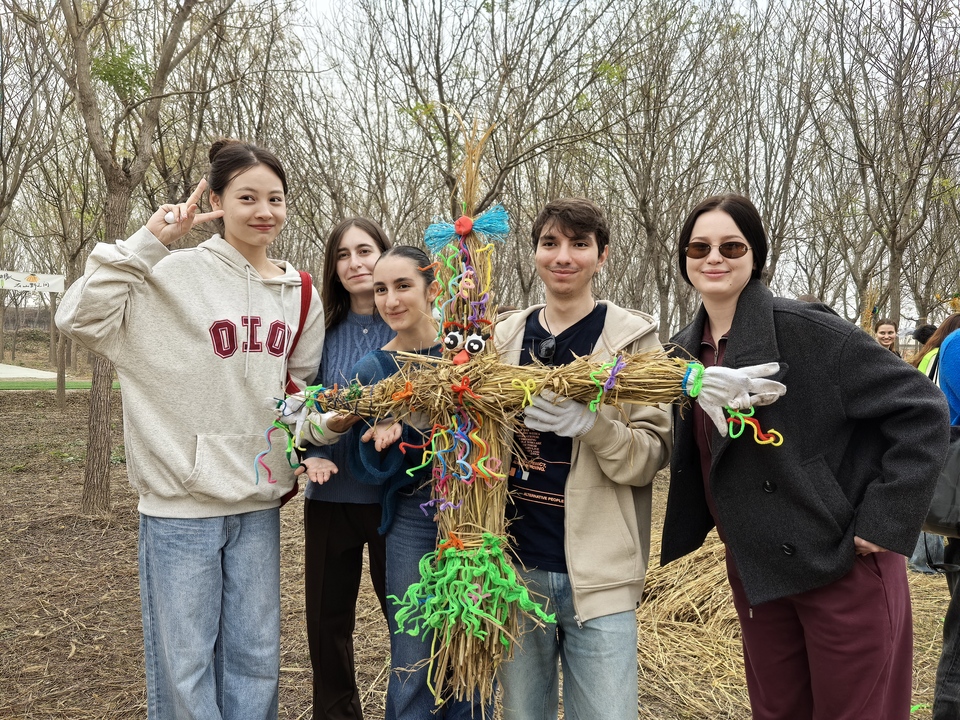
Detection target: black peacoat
<box><xmin>661</xmin><ymin>280</ymin><xmax>950</xmax><ymax>606</ymax></box>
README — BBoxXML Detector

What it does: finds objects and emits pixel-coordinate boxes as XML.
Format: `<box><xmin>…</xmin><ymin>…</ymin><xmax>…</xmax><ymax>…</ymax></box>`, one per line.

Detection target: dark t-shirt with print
<box><xmin>507</xmin><ymin>304</ymin><xmax>606</xmax><ymax>573</ymax></box>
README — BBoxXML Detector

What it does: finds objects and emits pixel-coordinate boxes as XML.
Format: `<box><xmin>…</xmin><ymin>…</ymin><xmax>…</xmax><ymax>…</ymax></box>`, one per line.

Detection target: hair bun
<box><xmin>209</xmin><ymin>138</ymin><xmax>240</xmax><ymax>164</ymax></box>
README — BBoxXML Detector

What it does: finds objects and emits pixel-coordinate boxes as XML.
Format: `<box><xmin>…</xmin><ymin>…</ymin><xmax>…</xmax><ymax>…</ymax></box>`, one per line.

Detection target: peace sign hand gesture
<box><xmin>146</xmin><ymin>178</ymin><xmax>224</xmax><ymax>246</ymax></box>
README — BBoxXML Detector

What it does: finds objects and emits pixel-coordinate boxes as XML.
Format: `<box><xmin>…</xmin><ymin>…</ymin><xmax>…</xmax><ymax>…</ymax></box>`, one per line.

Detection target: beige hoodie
<box><xmin>56</xmin><ymin>227</ymin><xmax>324</xmax><ymax>518</ymax></box>
<box><xmin>494</xmin><ymin>301</ymin><xmax>672</xmax><ymax>623</ymax></box>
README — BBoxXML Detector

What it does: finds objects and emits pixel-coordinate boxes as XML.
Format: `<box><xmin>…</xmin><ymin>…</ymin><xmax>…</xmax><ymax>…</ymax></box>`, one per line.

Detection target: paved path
<box><xmin>0</xmin><ymin>363</ymin><xmax>57</xmax><ymax>379</ymax></box>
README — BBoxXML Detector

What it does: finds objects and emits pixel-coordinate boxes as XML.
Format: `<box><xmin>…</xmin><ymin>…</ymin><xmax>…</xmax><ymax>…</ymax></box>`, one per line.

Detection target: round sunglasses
<box><xmin>684</xmin><ymin>241</ymin><xmax>751</xmax><ymax>259</ymax></box>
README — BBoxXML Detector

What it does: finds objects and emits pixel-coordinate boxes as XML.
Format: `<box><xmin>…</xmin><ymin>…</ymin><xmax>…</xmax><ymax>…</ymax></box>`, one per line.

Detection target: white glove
<box><xmin>275</xmin><ymin>393</ymin><xmax>308</xmax><ymax>425</ymax></box>
<box><xmin>523</xmin><ymin>389</ymin><xmax>597</xmax><ymax>438</ymax></box>
<box><xmin>698</xmin><ymin>363</ymin><xmax>786</xmax><ymax>437</ymax></box>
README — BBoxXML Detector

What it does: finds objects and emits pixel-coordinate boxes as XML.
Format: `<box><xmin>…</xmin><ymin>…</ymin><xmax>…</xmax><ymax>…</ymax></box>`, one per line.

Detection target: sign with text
<box><xmin>0</xmin><ymin>270</ymin><xmax>65</xmax><ymax>293</ymax></box>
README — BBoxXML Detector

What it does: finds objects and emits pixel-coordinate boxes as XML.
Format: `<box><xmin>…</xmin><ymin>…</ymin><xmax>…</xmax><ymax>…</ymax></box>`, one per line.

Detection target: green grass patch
<box><xmin>0</xmin><ymin>379</ymin><xmax>120</xmax><ymax>390</ymax></box>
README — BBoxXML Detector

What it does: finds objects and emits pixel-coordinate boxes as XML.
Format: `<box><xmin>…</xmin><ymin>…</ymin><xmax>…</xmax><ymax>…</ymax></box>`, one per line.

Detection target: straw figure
<box><xmin>267</xmin><ymin>125</ymin><xmax>781</xmax><ymax>706</ymax></box>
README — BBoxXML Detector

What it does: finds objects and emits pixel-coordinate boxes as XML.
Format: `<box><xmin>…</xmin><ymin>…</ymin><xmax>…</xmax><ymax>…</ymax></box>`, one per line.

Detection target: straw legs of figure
<box><xmin>139</xmin><ymin>509</ymin><xmax>281</xmax><ymax>720</ymax></box>
<box><xmin>934</xmin><ymin>538</ymin><xmax>960</xmax><ymax>719</ymax></box>
<box><xmin>304</xmin><ymin>499</ymin><xmax>388</xmax><ymax>720</ymax></box>
<box><xmin>498</xmin><ymin>566</ymin><xmax>638</xmax><ymax>720</ymax></box>
<box><xmin>384</xmin><ymin>486</ymin><xmax>493</xmax><ymax>720</ymax></box>
<box><xmin>725</xmin><ymin>550</ymin><xmax>912</xmax><ymax>720</ymax></box>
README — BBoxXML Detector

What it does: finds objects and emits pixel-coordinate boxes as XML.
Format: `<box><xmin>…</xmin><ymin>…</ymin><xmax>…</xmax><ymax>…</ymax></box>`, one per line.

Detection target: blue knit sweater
<box><xmin>302</xmin><ymin>311</ymin><xmax>393</xmax><ymax>503</ymax></box>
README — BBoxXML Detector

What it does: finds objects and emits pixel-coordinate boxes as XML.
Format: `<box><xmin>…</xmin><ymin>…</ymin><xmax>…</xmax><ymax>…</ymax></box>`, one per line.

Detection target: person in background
<box><xmin>663</xmin><ymin>193</ymin><xmax>949</xmax><ymax>720</ymax></box>
<box><xmin>875</xmin><ymin>317</ymin><xmax>901</xmax><ymax>356</ymax></box>
<box><xmin>908</xmin><ymin>316</ymin><xmax>960</xmax><ymax>574</ymax></box>
<box><xmin>935</xmin><ymin>326</ymin><xmax>960</xmax><ymax>719</ymax></box>
<box><xmin>297</xmin><ymin>217</ymin><xmax>394</xmax><ymax>720</ymax></box>
<box><xmin>915</xmin><ymin>323</ymin><xmax>938</xmax><ymax>348</ymax></box>
<box><xmin>56</xmin><ymin>140</ymin><xmax>325</xmax><ymax>720</ymax></box>
<box><xmin>912</xmin><ymin>316</ymin><xmax>960</xmax><ymax>377</ymax></box>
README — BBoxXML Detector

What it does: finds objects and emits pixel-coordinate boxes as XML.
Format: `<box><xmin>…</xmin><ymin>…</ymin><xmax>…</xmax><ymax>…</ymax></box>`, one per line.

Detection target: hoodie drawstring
<box><xmin>244</xmin><ymin>266</ymin><xmax>252</xmax><ymax>379</ymax></box>
<box><xmin>279</xmin><ymin>282</ymin><xmax>288</xmax><ymax>388</ymax></box>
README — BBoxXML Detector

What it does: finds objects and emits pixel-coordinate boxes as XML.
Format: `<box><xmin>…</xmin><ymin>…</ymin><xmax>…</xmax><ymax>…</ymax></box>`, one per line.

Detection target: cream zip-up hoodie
<box><xmin>56</xmin><ymin>227</ymin><xmax>324</xmax><ymax>518</ymax></box>
<box><xmin>495</xmin><ymin>301</ymin><xmax>672</xmax><ymax>623</ymax></box>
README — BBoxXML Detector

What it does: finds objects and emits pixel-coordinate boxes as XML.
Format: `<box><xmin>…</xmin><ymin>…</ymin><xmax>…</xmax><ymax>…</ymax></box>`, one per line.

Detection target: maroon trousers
<box><xmin>726</xmin><ymin>550</ymin><xmax>913</xmax><ymax>720</ymax></box>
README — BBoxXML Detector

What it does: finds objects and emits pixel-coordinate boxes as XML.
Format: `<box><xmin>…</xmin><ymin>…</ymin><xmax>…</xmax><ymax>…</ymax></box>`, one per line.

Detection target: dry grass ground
<box><xmin>0</xmin><ymin>335</ymin><xmax>951</xmax><ymax>718</ymax></box>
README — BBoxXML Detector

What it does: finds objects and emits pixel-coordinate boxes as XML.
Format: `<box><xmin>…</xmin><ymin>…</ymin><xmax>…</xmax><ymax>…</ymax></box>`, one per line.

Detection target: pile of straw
<box><xmin>638</xmin><ymin>536</ymin><xmax>749</xmax><ymax>718</ymax></box>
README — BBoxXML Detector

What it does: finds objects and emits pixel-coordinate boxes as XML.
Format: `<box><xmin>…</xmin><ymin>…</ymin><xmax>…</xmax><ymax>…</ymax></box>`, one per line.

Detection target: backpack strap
<box><xmin>285</xmin><ymin>270</ymin><xmax>313</xmax><ymax>395</ymax></box>
<box><xmin>281</xmin><ymin>270</ymin><xmax>314</xmax><ymax>507</ymax></box>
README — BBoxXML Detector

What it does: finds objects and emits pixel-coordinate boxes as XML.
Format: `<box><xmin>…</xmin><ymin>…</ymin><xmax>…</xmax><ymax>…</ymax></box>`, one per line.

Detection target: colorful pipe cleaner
<box><xmin>726</xmin><ymin>406</ymin><xmax>783</xmax><ymax>446</ymax></box>
<box><xmin>390</xmin><ymin>532</ymin><xmax>555</xmax><ymax>647</ymax></box>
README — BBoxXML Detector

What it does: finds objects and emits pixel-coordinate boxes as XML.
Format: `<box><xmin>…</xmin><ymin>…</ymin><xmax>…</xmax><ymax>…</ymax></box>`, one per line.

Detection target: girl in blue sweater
<box><xmin>297</xmin><ymin>218</ymin><xmax>394</xmax><ymax>720</ymax></box>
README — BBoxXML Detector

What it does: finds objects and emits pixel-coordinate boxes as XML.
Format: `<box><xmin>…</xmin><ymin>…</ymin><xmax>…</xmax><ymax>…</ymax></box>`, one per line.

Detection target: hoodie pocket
<box><xmin>566</xmin><ymin>486</ymin><xmax>640</xmax><ymax>589</ymax></box>
<box><xmin>183</xmin><ymin>434</ymin><xmax>294</xmax><ymax>504</ymax></box>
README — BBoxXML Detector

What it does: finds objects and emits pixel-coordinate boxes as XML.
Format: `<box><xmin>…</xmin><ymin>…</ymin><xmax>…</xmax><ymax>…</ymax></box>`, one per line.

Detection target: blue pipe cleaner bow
<box><xmin>423</xmin><ymin>203</ymin><xmax>510</xmax><ymax>252</ymax></box>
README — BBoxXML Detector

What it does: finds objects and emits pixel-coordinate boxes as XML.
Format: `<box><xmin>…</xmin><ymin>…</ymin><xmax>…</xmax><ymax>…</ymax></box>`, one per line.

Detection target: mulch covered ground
<box><xmin>0</xmin><ymin>389</ymin><xmax>950</xmax><ymax>718</ymax></box>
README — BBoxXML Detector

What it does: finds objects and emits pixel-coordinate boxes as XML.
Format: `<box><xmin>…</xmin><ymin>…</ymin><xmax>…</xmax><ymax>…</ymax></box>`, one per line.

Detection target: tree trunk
<box><xmin>887</xmin><ymin>244</ymin><xmax>903</xmax><ymax>325</ymax></box>
<box><xmin>0</xmin><ymin>292</ymin><xmax>6</xmax><ymax>362</ymax></box>
<box><xmin>79</xmin><ymin>184</ymin><xmax>131</xmax><ymax>513</ymax></box>
<box><xmin>48</xmin><ymin>294</ymin><xmax>57</xmax><ymax>364</ymax></box>
<box><xmin>10</xmin><ymin>310</ymin><xmax>19</xmax><ymax>361</ymax></box>
<box><xmin>56</xmin><ymin>327</ymin><xmax>67</xmax><ymax>411</ymax></box>
<box><xmin>80</xmin><ymin>354</ymin><xmax>113</xmax><ymax>513</ymax></box>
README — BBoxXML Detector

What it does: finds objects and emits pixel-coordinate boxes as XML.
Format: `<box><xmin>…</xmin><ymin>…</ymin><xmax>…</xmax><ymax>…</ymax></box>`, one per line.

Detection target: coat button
<box><xmin>781</xmin><ymin>543</ymin><xmax>795</xmax><ymax>556</ymax></box>
<box><xmin>763</xmin><ymin>480</ymin><xmax>777</xmax><ymax>493</ymax></box>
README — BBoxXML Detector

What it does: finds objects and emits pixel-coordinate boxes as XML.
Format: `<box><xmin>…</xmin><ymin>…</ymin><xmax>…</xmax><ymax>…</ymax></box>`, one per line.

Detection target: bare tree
<box><xmin>816</xmin><ymin>0</ymin><xmax>960</xmax><ymax>323</ymax></box>
<box><xmin>9</xmin><ymin>0</ymin><xmax>237</xmax><ymax>512</ymax></box>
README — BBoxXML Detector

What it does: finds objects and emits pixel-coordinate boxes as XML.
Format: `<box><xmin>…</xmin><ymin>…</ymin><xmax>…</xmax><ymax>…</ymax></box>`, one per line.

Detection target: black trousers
<box><xmin>304</xmin><ymin>499</ymin><xmax>388</xmax><ymax>720</ymax></box>
<box><xmin>935</xmin><ymin>537</ymin><xmax>960</xmax><ymax>719</ymax></box>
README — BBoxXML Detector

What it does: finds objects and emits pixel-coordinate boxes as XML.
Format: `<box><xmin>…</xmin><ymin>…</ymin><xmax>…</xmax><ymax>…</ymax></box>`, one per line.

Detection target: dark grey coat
<box><xmin>661</xmin><ymin>280</ymin><xmax>950</xmax><ymax>606</ymax></box>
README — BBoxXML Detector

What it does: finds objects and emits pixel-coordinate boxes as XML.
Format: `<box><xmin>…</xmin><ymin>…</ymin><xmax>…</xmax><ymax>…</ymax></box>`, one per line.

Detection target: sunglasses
<box><xmin>684</xmin><ymin>241</ymin><xmax>751</xmax><ymax>259</ymax></box>
<box><xmin>537</xmin><ymin>335</ymin><xmax>556</xmax><ymax>364</ymax></box>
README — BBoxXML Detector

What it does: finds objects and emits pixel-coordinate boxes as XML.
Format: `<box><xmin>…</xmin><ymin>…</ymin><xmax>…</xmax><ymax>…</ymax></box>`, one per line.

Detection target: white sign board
<box><xmin>0</xmin><ymin>270</ymin><xmax>65</xmax><ymax>293</ymax></box>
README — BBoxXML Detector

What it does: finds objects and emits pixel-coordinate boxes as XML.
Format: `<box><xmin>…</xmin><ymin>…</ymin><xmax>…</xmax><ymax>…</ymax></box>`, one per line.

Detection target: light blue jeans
<box><xmin>385</xmin><ymin>486</ymin><xmax>491</xmax><ymax>720</ymax></box>
<box><xmin>498</xmin><ymin>566</ymin><xmax>638</xmax><ymax>720</ymax></box>
<box><xmin>139</xmin><ymin>509</ymin><xmax>281</xmax><ymax>720</ymax></box>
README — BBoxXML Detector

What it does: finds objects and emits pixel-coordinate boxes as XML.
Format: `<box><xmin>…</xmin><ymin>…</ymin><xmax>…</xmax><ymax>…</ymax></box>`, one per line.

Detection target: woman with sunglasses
<box><xmin>661</xmin><ymin>194</ymin><xmax>950</xmax><ymax>720</ymax></box>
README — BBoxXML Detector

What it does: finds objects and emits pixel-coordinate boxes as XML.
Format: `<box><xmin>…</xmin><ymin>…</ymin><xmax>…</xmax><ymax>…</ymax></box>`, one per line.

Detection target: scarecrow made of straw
<box><xmin>267</xmin><ymin>123</ymin><xmax>786</xmax><ymax>705</ymax></box>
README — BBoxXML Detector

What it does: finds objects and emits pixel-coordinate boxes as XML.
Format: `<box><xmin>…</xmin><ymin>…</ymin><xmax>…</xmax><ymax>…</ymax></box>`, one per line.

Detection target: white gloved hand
<box><xmin>275</xmin><ymin>393</ymin><xmax>308</xmax><ymax>425</ymax></box>
<box><xmin>523</xmin><ymin>389</ymin><xmax>597</xmax><ymax>438</ymax></box>
<box><xmin>697</xmin><ymin>363</ymin><xmax>786</xmax><ymax>437</ymax></box>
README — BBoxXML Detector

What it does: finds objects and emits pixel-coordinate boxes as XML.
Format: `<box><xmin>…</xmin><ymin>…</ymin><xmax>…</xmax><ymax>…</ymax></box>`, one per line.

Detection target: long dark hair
<box><xmin>321</xmin><ymin>217</ymin><xmax>393</xmax><ymax>330</ymax></box>
<box><xmin>677</xmin><ymin>194</ymin><xmax>767</xmax><ymax>285</ymax></box>
<box><xmin>911</xmin><ymin>313</ymin><xmax>960</xmax><ymax>368</ymax></box>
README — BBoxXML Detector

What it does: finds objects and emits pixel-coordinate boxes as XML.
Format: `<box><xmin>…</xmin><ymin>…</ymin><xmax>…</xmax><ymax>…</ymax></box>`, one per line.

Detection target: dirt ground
<box><xmin>0</xmin><ymin>336</ymin><xmax>952</xmax><ymax>718</ymax></box>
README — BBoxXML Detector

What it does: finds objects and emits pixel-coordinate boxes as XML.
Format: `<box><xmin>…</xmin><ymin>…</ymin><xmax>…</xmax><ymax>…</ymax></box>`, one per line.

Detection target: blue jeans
<box><xmin>498</xmin><ymin>566</ymin><xmax>638</xmax><ymax>720</ymax></box>
<box><xmin>909</xmin><ymin>531</ymin><xmax>945</xmax><ymax>573</ymax></box>
<box><xmin>935</xmin><ymin>537</ymin><xmax>960</xmax><ymax>719</ymax></box>
<box><xmin>384</xmin><ymin>486</ymin><xmax>491</xmax><ymax>720</ymax></box>
<box><xmin>139</xmin><ymin>510</ymin><xmax>281</xmax><ymax>720</ymax></box>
